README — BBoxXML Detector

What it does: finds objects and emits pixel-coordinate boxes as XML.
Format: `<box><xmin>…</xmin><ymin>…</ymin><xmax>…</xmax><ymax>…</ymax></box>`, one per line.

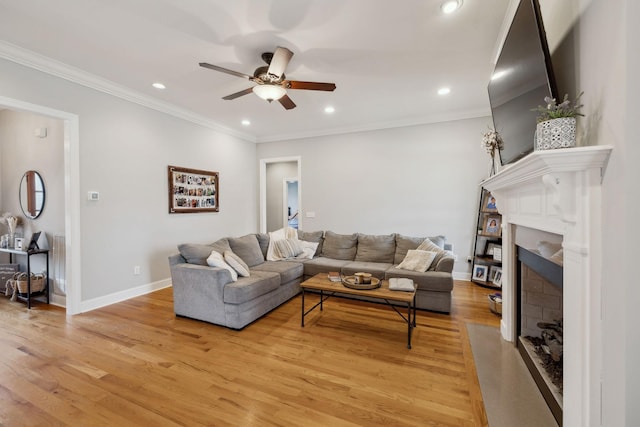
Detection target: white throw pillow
<box><xmin>266</xmin><ymin>227</ymin><xmax>299</xmax><ymax>261</ymax></box>
<box><xmin>296</xmin><ymin>240</ymin><xmax>320</xmax><ymax>260</ymax></box>
<box><xmin>207</xmin><ymin>251</ymin><xmax>238</xmax><ymax>281</ymax></box>
<box><xmin>416</xmin><ymin>238</ymin><xmax>447</xmax><ymax>270</ymax></box>
<box><xmin>396</xmin><ymin>249</ymin><xmax>437</xmax><ymax>272</ymax></box>
<box><xmin>224</xmin><ymin>250</ymin><xmax>250</xmax><ymax>277</ymax></box>
<box><xmin>274</xmin><ymin>238</ymin><xmax>303</xmax><ymax>259</ymax></box>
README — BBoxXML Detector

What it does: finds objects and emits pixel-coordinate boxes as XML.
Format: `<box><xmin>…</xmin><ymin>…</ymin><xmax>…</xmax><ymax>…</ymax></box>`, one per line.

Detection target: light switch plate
<box><xmin>88</xmin><ymin>191</ymin><xmax>99</xmax><ymax>201</ymax></box>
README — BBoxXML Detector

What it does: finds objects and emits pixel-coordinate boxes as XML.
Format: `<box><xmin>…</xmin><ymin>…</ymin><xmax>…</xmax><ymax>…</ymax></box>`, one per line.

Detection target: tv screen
<box><xmin>488</xmin><ymin>0</ymin><xmax>558</xmax><ymax>165</ymax></box>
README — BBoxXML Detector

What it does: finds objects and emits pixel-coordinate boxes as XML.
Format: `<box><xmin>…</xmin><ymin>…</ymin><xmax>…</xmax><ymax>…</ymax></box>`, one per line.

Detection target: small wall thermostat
<box><xmin>88</xmin><ymin>191</ymin><xmax>100</xmax><ymax>201</ymax></box>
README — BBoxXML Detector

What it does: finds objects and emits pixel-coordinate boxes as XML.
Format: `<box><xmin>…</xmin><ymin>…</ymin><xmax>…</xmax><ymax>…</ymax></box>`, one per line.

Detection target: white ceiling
<box><xmin>0</xmin><ymin>0</ymin><xmax>510</xmax><ymax>142</ymax></box>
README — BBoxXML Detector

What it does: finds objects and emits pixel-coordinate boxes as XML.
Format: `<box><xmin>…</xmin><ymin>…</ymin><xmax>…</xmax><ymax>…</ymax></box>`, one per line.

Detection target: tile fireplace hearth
<box><xmin>482</xmin><ymin>146</ymin><xmax>611</xmax><ymax>427</ymax></box>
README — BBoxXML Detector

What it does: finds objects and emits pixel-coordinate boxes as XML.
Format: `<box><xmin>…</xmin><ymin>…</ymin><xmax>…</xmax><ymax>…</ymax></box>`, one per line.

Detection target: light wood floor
<box><xmin>0</xmin><ymin>281</ymin><xmax>500</xmax><ymax>426</ymax></box>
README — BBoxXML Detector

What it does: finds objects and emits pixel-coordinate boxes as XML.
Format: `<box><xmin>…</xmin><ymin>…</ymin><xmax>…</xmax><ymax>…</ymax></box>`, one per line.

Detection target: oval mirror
<box><xmin>19</xmin><ymin>170</ymin><xmax>45</xmax><ymax>219</ymax></box>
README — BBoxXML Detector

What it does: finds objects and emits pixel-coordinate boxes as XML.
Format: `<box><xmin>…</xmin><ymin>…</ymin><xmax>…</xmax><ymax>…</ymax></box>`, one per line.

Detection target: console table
<box><xmin>0</xmin><ymin>248</ymin><xmax>49</xmax><ymax>309</ymax></box>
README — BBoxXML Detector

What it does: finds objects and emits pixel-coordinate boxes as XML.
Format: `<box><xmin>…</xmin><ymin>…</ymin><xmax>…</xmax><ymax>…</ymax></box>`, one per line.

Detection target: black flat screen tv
<box><xmin>488</xmin><ymin>0</ymin><xmax>558</xmax><ymax>165</ymax></box>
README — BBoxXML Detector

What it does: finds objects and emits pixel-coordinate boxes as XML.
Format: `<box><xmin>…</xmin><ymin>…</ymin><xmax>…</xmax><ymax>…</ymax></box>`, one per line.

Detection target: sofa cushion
<box><xmin>342</xmin><ymin>261</ymin><xmax>394</xmax><ymax>280</ymax></box>
<box><xmin>384</xmin><ymin>268</ymin><xmax>453</xmax><ymax>293</ymax></box>
<box><xmin>274</xmin><ymin>238</ymin><xmax>303</xmax><ymax>259</ymax></box>
<box><xmin>251</xmin><ymin>261</ymin><xmax>304</xmax><ymax>284</ymax></box>
<box><xmin>224</xmin><ymin>250</ymin><xmax>250</xmax><ymax>277</ymax></box>
<box><xmin>298</xmin><ymin>230</ymin><xmax>324</xmax><ymax>256</ymax></box>
<box><xmin>228</xmin><ymin>234</ymin><xmax>265</xmax><ymax>267</ymax></box>
<box><xmin>321</xmin><ymin>231</ymin><xmax>357</xmax><ymax>260</ymax></box>
<box><xmin>416</xmin><ymin>238</ymin><xmax>448</xmax><ymax>271</ymax></box>
<box><xmin>223</xmin><ymin>271</ymin><xmax>281</xmax><ymax>304</ymax></box>
<box><xmin>303</xmin><ymin>257</ymin><xmax>352</xmax><ymax>277</ymax></box>
<box><xmin>207</xmin><ymin>251</ymin><xmax>238</xmax><ymax>281</ymax></box>
<box><xmin>396</xmin><ymin>249</ymin><xmax>437</xmax><ymax>272</ymax></box>
<box><xmin>355</xmin><ymin>233</ymin><xmax>396</xmax><ymax>263</ymax></box>
<box><xmin>394</xmin><ymin>234</ymin><xmax>445</xmax><ymax>264</ymax></box>
<box><xmin>256</xmin><ymin>233</ymin><xmax>270</xmax><ymax>259</ymax></box>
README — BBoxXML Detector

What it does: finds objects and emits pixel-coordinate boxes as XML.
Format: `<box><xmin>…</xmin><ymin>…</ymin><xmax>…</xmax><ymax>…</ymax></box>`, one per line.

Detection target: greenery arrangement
<box><xmin>535</xmin><ymin>92</ymin><xmax>584</xmax><ymax>123</ymax></box>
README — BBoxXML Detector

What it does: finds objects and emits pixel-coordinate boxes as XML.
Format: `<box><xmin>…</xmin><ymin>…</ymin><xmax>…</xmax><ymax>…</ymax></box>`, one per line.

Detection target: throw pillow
<box><xmin>416</xmin><ymin>238</ymin><xmax>447</xmax><ymax>271</ymax></box>
<box><xmin>298</xmin><ymin>230</ymin><xmax>324</xmax><ymax>256</ymax></box>
<box><xmin>321</xmin><ymin>231</ymin><xmax>358</xmax><ymax>260</ymax></box>
<box><xmin>178</xmin><ymin>243</ymin><xmax>215</xmax><ymax>266</ymax></box>
<box><xmin>266</xmin><ymin>227</ymin><xmax>298</xmax><ymax>261</ymax></box>
<box><xmin>228</xmin><ymin>234</ymin><xmax>265</xmax><ymax>267</ymax></box>
<box><xmin>224</xmin><ymin>250</ymin><xmax>250</xmax><ymax>277</ymax></box>
<box><xmin>206</xmin><ymin>251</ymin><xmax>238</xmax><ymax>281</ymax></box>
<box><xmin>396</xmin><ymin>249</ymin><xmax>437</xmax><ymax>272</ymax></box>
<box><xmin>355</xmin><ymin>233</ymin><xmax>396</xmax><ymax>263</ymax></box>
<box><xmin>296</xmin><ymin>240</ymin><xmax>320</xmax><ymax>260</ymax></box>
<box><xmin>274</xmin><ymin>238</ymin><xmax>303</xmax><ymax>259</ymax></box>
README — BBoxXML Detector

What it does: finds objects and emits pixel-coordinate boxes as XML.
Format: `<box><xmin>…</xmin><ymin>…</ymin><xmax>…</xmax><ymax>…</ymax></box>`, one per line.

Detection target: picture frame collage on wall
<box><xmin>168</xmin><ymin>166</ymin><xmax>219</xmax><ymax>214</ymax></box>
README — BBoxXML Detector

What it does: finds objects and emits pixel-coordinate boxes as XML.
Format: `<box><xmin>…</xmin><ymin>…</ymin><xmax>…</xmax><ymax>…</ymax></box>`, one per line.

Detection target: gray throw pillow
<box><xmin>178</xmin><ymin>243</ymin><xmax>215</xmax><ymax>265</ymax></box>
<box><xmin>355</xmin><ymin>233</ymin><xmax>396</xmax><ymax>263</ymax></box>
<box><xmin>321</xmin><ymin>231</ymin><xmax>357</xmax><ymax>260</ymax></box>
<box><xmin>393</xmin><ymin>234</ymin><xmax>446</xmax><ymax>264</ymax></box>
<box><xmin>255</xmin><ymin>233</ymin><xmax>270</xmax><ymax>259</ymax></box>
<box><xmin>210</xmin><ymin>238</ymin><xmax>231</xmax><ymax>255</ymax></box>
<box><xmin>228</xmin><ymin>234</ymin><xmax>265</xmax><ymax>267</ymax></box>
<box><xmin>298</xmin><ymin>230</ymin><xmax>324</xmax><ymax>256</ymax></box>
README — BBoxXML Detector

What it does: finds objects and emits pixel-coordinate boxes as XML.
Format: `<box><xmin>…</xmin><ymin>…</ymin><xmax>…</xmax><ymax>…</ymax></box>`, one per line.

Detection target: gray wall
<box><xmin>257</xmin><ymin>117</ymin><xmax>492</xmax><ymax>277</ymax></box>
<box><xmin>0</xmin><ymin>57</ymin><xmax>258</xmax><ymax>303</ymax></box>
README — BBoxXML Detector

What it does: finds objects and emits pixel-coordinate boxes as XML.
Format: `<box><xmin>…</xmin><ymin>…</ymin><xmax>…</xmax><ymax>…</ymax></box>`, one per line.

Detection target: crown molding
<box><xmin>0</xmin><ymin>41</ymin><xmax>256</xmax><ymax>143</ymax></box>
<box><xmin>255</xmin><ymin>108</ymin><xmax>491</xmax><ymax>143</ymax></box>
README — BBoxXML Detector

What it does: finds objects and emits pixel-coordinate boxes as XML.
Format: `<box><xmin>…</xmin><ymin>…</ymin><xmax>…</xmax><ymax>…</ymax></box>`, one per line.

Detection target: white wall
<box><xmin>538</xmin><ymin>0</ymin><xmax>636</xmax><ymax>424</ymax></box>
<box><xmin>0</xmin><ymin>57</ymin><xmax>258</xmax><ymax>305</ymax></box>
<box><xmin>257</xmin><ymin>117</ymin><xmax>492</xmax><ymax>276</ymax></box>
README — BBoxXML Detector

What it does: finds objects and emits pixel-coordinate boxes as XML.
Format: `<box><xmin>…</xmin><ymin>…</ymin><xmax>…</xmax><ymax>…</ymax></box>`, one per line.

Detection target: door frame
<box><xmin>259</xmin><ymin>156</ymin><xmax>301</xmax><ymax>233</ymax></box>
<box><xmin>283</xmin><ymin>177</ymin><xmax>299</xmax><ymax>229</ymax></box>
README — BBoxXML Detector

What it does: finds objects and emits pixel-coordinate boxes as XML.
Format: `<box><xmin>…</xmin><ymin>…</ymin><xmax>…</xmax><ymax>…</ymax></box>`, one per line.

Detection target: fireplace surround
<box><xmin>482</xmin><ymin>146</ymin><xmax>611</xmax><ymax>427</ymax></box>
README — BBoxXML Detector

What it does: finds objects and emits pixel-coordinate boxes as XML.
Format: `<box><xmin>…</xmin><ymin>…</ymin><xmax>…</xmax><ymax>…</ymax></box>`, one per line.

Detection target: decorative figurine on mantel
<box><xmin>481</xmin><ymin>128</ymin><xmax>504</xmax><ymax>177</ymax></box>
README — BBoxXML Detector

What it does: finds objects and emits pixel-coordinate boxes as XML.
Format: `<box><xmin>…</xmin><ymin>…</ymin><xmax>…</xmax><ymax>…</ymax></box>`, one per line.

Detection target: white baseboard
<box><xmin>453</xmin><ymin>272</ymin><xmax>472</xmax><ymax>281</ymax></box>
<box><xmin>79</xmin><ymin>278</ymin><xmax>172</xmax><ymax>313</ymax></box>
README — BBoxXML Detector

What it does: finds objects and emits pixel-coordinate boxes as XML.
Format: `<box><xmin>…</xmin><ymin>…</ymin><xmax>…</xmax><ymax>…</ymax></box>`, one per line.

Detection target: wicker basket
<box><xmin>14</xmin><ymin>272</ymin><xmax>46</xmax><ymax>294</ymax></box>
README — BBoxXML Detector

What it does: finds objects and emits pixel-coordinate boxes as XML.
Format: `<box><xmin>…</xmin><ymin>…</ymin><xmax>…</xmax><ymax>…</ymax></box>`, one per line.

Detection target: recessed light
<box><xmin>441</xmin><ymin>0</ymin><xmax>463</xmax><ymax>14</ymax></box>
<box><xmin>324</xmin><ymin>106</ymin><xmax>335</xmax><ymax>114</ymax></box>
<box><xmin>241</xmin><ymin>119</ymin><xmax>251</xmax><ymax>126</ymax></box>
<box><xmin>438</xmin><ymin>87</ymin><xmax>451</xmax><ymax>95</ymax></box>
<box><xmin>152</xmin><ymin>82</ymin><xmax>166</xmax><ymax>89</ymax></box>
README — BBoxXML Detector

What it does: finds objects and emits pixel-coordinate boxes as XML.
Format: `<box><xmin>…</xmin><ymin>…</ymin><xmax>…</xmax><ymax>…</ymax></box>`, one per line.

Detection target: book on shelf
<box><xmin>328</xmin><ymin>271</ymin><xmax>341</xmax><ymax>282</ymax></box>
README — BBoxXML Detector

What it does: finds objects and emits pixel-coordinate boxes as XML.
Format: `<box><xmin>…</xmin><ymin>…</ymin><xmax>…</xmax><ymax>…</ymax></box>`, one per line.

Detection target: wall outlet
<box><xmin>467</xmin><ymin>256</ymin><xmax>473</xmax><ymax>263</ymax></box>
<box><xmin>133</xmin><ymin>265</ymin><xmax>141</xmax><ymax>275</ymax></box>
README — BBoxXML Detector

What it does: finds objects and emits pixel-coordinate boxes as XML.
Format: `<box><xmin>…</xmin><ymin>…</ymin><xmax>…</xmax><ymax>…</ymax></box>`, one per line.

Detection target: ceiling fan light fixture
<box><xmin>252</xmin><ymin>84</ymin><xmax>287</xmax><ymax>102</ymax></box>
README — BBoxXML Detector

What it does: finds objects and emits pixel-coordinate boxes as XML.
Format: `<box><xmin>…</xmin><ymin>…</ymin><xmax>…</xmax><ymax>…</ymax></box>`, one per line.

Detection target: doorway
<box><xmin>284</xmin><ymin>178</ymin><xmax>299</xmax><ymax>229</ymax></box>
<box><xmin>0</xmin><ymin>95</ymin><xmax>81</xmax><ymax>315</ymax></box>
<box><xmin>259</xmin><ymin>156</ymin><xmax>301</xmax><ymax>233</ymax></box>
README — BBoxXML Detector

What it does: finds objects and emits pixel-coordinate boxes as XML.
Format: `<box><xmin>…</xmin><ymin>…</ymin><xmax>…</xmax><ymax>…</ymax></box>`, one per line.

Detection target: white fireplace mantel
<box><xmin>482</xmin><ymin>145</ymin><xmax>612</xmax><ymax>427</ymax></box>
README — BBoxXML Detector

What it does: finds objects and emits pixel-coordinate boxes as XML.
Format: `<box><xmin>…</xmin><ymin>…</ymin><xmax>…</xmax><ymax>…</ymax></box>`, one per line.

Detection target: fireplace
<box><xmin>482</xmin><ymin>146</ymin><xmax>611</xmax><ymax>427</ymax></box>
<box><xmin>517</xmin><ymin>245</ymin><xmax>564</xmax><ymax>425</ymax></box>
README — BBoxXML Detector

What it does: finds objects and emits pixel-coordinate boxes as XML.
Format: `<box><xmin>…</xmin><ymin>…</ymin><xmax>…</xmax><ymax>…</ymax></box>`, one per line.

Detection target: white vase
<box><xmin>536</xmin><ymin>117</ymin><xmax>577</xmax><ymax>150</ymax></box>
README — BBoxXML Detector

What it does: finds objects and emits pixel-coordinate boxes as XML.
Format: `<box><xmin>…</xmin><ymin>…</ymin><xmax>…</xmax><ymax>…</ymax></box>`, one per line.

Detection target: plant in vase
<box><xmin>0</xmin><ymin>212</ymin><xmax>21</xmax><ymax>249</ymax></box>
<box><xmin>481</xmin><ymin>128</ymin><xmax>504</xmax><ymax>176</ymax></box>
<box><xmin>534</xmin><ymin>92</ymin><xmax>584</xmax><ymax>150</ymax></box>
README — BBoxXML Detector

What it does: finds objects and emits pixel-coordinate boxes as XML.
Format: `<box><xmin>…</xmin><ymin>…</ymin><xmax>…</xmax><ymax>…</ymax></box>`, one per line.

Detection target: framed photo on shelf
<box><xmin>484</xmin><ymin>241</ymin><xmax>501</xmax><ymax>257</ymax></box>
<box><xmin>473</xmin><ymin>265</ymin><xmax>489</xmax><ymax>282</ymax></box>
<box><xmin>168</xmin><ymin>165</ymin><xmax>219</xmax><ymax>214</ymax></box>
<box><xmin>493</xmin><ymin>268</ymin><xmax>503</xmax><ymax>287</ymax></box>
<box><xmin>481</xmin><ymin>190</ymin><xmax>498</xmax><ymax>213</ymax></box>
<box><xmin>493</xmin><ymin>246</ymin><xmax>503</xmax><ymax>262</ymax></box>
<box><xmin>489</xmin><ymin>265</ymin><xmax>501</xmax><ymax>282</ymax></box>
<box><xmin>482</xmin><ymin>214</ymin><xmax>502</xmax><ymax>237</ymax></box>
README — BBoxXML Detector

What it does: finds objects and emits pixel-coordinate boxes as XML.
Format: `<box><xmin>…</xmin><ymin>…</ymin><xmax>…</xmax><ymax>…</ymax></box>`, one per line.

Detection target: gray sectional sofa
<box><xmin>169</xmin><ymin>231</ymin><xmax>455</xmax><ymax>329</ymax></box>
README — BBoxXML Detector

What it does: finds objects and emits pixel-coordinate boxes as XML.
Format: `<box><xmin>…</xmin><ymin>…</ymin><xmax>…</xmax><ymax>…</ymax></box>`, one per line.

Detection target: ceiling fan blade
<box><xmin>278</xmin><ymin>94</ymin><xmax>296</xmax><ymax>110</ymax></box>
<box><xmin>267</xmin><ymin>47</ymin><xmax>294</xmax><ymax>79</ymax></box>
<box><xmin>199</xmin><ymin>62</ymin><xmax>254</xmax><ymax>80</ymax></box>
<box><xmin>222</xmin><ymin>87</ymin><xmax>254</xmax><ymax>100</ymax></box>
<box><xmin>284</xmin><ymin>80</ymin><xmax>336</xmax><ymax>91</ymax></box>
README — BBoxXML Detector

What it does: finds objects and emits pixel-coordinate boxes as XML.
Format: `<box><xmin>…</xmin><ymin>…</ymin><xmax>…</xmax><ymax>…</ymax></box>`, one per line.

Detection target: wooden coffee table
<box><xmin>300</xmin><ymin>273</ymin><xmax>417</xmax><ymax>348</ymax></box>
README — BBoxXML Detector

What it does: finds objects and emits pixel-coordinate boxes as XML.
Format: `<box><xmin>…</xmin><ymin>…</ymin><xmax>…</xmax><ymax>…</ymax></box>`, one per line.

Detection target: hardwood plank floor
<box><xmin>0</xmin><ymin>281</ymin><xmax>500</xmax><ymax>426</ymax></box>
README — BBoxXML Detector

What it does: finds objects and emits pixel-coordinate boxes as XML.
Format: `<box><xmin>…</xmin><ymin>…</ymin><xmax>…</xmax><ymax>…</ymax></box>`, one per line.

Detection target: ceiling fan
<box><xmin>199</xmin><ymin>46</ymin><xmax>336</xmax><ymax>110</ymax></box>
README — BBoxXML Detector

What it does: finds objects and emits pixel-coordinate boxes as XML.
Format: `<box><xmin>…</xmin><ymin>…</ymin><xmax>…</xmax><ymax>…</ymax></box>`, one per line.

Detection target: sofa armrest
<box><xmin>435</xmin><ymin>256</ymin><xmax>455</xmax><ymax>273</ymax></box>
<box><xmin>169</xmin><ymin>263</ymin><xmax>234</xmax><ymax>324</ymax></box>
